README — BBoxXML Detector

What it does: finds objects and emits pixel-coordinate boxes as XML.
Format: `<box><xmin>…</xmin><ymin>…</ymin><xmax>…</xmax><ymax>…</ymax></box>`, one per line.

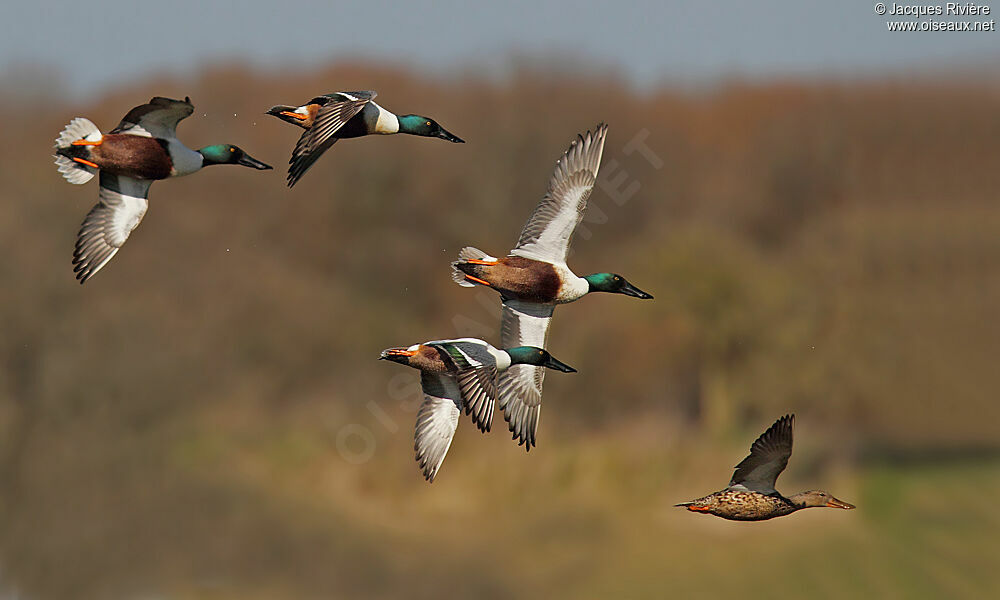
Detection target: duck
<box><xmin>265</xmin><ymin>90</ymin><xmax>464</xmax><ymax>187</ymax></box>
<box><xmin>676</xmin><ymin>414</ymin><xmax>856</xmax><ymax>521</ymax></box>
<box><xmin>53</xmin><ymin>96</ymin><xmax>272</xmax><ymax>284</ymax></box>
<box><xmin>450</xmin><ymin>124</ymin><xmax>653</xmax><ymax>450</ymax></box>
<box><xmin>379</xmin><ymin>338</ymin><xmax>575</xmax><ymax>482</ymax></box>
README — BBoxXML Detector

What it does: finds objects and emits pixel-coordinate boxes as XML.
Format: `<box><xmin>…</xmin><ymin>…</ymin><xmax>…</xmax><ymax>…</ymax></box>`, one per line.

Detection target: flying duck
<box><xmin>53</xmin><ymin>96</ymin><xmax>272</xmax><ymax>284</ymax></box>
<box><xmin>266</xmin><ymin>90</ymin><xmax>464</xmax><ymax>187</ymax></box>
<box><xmin>450</xmin><ymin>124</ymin><xmax>653</xmax><ymax>450</ymax></box>
<box><xmin>379</xmin><ymin>338</ymin><xmax>575</xmax><ymax>482</ymax></box>
<box><xmin>676</xmin><ymin>414</ymin><xmax>856</xmax><ymax>521</ymax></box>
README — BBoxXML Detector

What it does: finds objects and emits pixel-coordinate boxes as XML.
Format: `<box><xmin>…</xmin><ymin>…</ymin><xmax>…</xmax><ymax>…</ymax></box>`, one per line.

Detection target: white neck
<box><xmin>369</xmin><ymin>102</ymin><xmax>399</xmax><ymax>134</ymax></box>
<box><xmin>168</xmin><ymin>140</ymin><xmax>205</xmax><ymax>177</ymax></box>
<box><xmin>553</xmin><ymin>264</ymin><xmax>590</xmax><ymax>303</ymax></box>
<box><xmin>494</xmin><ymin>349</ymin><xmax>512</xmax><ymax>371</ymax></box>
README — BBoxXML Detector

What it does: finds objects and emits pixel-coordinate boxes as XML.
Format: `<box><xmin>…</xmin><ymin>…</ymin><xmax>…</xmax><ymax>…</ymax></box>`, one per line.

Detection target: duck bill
<box><xmin>825</xmin><ymin>497</ymin><xmax>856</xmax><ymax>510</ymax></box>
<box><xmin>544</xmin><ymin>355</ymin><xmax>577</xmax><ymax>373</ymax></box>
<box><xmin>620</xmin><ymin>281</ymin><xmax>654</xmax><ymax>299</ymax></box>
<box><xmin>436</xmin><ymin>127</ymin><xmax>464</xmax><ymax>143</ymax></box>
<box><xmin>237</xmin><ymin>153</ymin><xmax>273</xmax><ymax>170</ymax></box>
<box><xmin>379</xmin><ymin>348</ymin><xmax>417</xmax><ymax>365</ymax></box>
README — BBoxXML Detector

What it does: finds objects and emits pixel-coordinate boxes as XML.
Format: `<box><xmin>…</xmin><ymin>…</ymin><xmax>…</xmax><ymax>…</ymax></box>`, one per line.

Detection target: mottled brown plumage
<box><xmin>677</xmin><ymin>414</ymin><xmax>856</xmax><ymax>521</ymax></box>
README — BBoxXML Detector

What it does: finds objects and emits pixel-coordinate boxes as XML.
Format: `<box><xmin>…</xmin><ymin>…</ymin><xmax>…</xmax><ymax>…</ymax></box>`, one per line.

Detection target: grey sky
<box><xmin>3</xmin><ymin>0</ymin><xmax>998</xmax><ymax>97</ymax></box>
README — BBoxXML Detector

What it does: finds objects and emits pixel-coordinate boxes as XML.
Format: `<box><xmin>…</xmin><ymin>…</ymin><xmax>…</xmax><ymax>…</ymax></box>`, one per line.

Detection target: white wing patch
<box><xmin>498</xmin><ymin>300</ymin><xmax>555</xmax><ymax>449</ymax></box>
<box><xmin>511</xmin><ymin>124</ymin><xmax>608</xmax><ymax>264</ymax></box>
<box><xmin>111</xmin><ymin>96</ymin><xmax>194</xmax><ymax>139</ymax></box>
<box><xmin>72</xmin><ymin>173</ymin><xmax>152</xmax><ymax>284</ymax></box>
<box><xmin>415</xmin><ymin>372</ymin><xmax>463</xmax><ymax>482</ymax></box>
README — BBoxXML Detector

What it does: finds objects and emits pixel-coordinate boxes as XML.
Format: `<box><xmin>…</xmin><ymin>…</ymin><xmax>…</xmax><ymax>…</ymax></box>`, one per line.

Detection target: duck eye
<box><xmin>426</xmin><ymin>121</ymin><xmax>432</xmax><ymax>127</ymax></box>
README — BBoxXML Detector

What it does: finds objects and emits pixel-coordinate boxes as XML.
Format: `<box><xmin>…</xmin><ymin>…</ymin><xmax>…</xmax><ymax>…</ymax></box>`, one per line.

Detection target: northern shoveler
<box><xmin>450</xmin><ymin>124</ymin><xmax>652</xmax><ymax>450</ymax></box>
<box><xmin>676</xmin><ymin>414</ymin><xmax>856</xmax><ymax>521</ymax></box>
<box><xmin>54</xmin><ymin>96</ymin><xmax>272</xmax><ymax>284</ymax></box>
<box><xmin>379</xmin><ymin>338</ymin><xmax>575</xmax><ymax>482</ymax></box>
<box><xmin>266</xmin><ymin>90</ymin><xmax>464</xmax><ymax>187</ymax></box>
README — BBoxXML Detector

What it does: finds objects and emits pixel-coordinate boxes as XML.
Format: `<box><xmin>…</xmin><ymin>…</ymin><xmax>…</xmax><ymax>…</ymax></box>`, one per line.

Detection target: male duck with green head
<box><xmin>379</xmin><ymin>337</ymin><xmax>575</xmax><ymax>482</ymax></box>
<box><xmin>450</xmin><ymin>124</ymin><xmax>653</xmax><ymax>450</ymax></box>
<box><xmin>54</xmin><ymin>96</ymin><xmax>272</xmax><ymax>283</ymax></box>
<box><xmin>266</xmin><ymin>90</ymin><xmax>464</xmax><ymax>187</ymax></box>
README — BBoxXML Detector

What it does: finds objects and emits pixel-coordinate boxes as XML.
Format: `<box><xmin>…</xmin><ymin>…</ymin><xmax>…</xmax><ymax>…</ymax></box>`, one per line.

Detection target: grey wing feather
<box><xmin>425</xmin><ymin>340</ymin><xmax>498</xmax><ymax>432</ymax></box>
<box><xmin>498</xmin><ymin>300</ymin><xmax>554</xmax><ymax>449</ymax></box>
<box><xmin>111</xmin><ymin>96</ymin><xmax>194</xmax><ymax>138</ymax></box>
<box><xmin>454</xmin><ymin>366</ymin><xmax>497</xmax><ymax>433</ymax></box>
<box><xmin>415</xmin><ymin>372</ymin><xmax>463</xmax><ymax>483</ymax></box>
<box><xmin>72</xmin><ymin>172</ymin><xmax>152</xmax><ymax>284</ymax></box>
<box><xmin>286</xmin><ymin>92</ymin><xmax>374</xmax><ymax>187</ymax></box>
<box><xmin>511</xmin><ymin>124</ymin><xmax>608</xmax><ymax>263</ymax></box>
<box><xmin>729</xmin><ymin>414</ymin><xmax>794</xmax><ymax>494</ymax></box>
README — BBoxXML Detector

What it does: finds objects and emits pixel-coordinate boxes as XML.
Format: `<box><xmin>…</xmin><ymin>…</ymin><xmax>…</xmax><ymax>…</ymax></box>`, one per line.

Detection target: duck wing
<box><xmin>287</xmin><ymin>90</ymin><xmax>376</xmax><ymax>187</ymax></box>
<box><xmin>72</xmin><ymin>172</ymin><xmax>152</xmax><ymax>284</ymax></box>
<box><xmin>111</xmin><ymin>96</ymin><xmax>194</xmax><ymax>138</ymax></box>
<box><xmin>729</xmin><ymin>414</ymin><xmax>795</xmax><ymax>494</ymax></box>
<box><xmin>427</xmin><ymin>339</ymin><xmax>498</xmax><ymax>433</ymax></box>
<box><xmin>415</xmin><ymin>371</ymin><xmax>462</xmax><ymax>483</ymax></box>
<box><xmin>498</xmin><ymin>300</ymin><xmax>555</xmax><ymax>449</ymax></box>
<box><xmin>510</xmin><ymin>124</ymin><xmax>607</xmax><ymax>264</ymax></box>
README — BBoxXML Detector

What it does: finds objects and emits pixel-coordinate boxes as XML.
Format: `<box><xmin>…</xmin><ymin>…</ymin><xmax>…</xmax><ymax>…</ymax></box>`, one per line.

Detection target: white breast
<box><xmin>553</xmin><ymin>263</ymin><xmax>589</xmax><ymax>303</ymax></box>
<box><xmin>366</xmin><ymin>102</ymin><xmax>399</xmax><ymax>135</ymax></box>
<box><xmin>491</xmin><ymin>347</ymin><xmax>513</xmax><ymax>371</ymax></box>
<box><xmin>167</xmin><ymin>140</ymin><xmax>204</xmax><ymax>177</ymax></box>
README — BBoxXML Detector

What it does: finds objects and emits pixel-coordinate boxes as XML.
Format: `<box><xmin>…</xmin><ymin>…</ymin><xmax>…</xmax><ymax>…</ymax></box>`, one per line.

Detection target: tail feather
<box><xmin>54</xmin><ymin>118</ymin><xmax>101</xmax><ymax>184</ymax></box>
<box><xmin>451</xmin><ymin>246</ymin><xmax>496</xmax><ymax>287</ymax></box>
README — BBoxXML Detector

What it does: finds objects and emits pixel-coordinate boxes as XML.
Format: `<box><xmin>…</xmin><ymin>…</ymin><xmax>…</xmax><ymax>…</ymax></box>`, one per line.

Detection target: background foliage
<box><xmin>0</xmin><ymin>63</ymin><xmax>997</xmax><ymax>598</ymax></box>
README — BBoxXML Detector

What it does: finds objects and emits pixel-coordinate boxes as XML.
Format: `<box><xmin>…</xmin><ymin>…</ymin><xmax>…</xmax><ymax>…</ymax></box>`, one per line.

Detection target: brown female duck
<box><xmin>676</xmin><ymin>414</ymin><xmax>855</xmax><ymax>521</ymax></box>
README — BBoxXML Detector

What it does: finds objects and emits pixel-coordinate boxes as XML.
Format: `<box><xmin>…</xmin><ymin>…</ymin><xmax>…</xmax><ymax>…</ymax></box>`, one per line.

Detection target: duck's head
<box><xmin>789</xmin><ymin>490</ymin><xmax>856</xmax><ymax>510</ymax></box>
<box><xmin>583</xmin><ymin>273</ymin><xmax>654</xmax><ymax>299</ymax></box>
<box><xmin>397</xmin><ymin>115</ymin><xmax>464</xmax><ymax>143</ymax></box>
<box><xmin>198</xmin><ymin>144</ymin><xmax>272</xmax><ymax>170</ymax></box>
<box><xmin>379</xmin><ymin>345</ymin><xmax>419</xmax><ymax>366</ymax></box>
<box><xmin>505</xmin><ymin>347</ymin><xmax>577</xmax><ymax>372</ymax></box>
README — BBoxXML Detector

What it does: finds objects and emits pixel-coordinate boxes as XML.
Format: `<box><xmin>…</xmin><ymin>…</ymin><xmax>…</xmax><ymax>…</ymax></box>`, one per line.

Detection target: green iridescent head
<box><xmin>397</xmin><ymin>115</ymin><xmax>464</xmax><ymax>143</ymax></box>
<box><xmin>198</xmin><ymin>144</ymin><xmax>272</xmax><ymax>170</ymax></box>
<box><xmin>505</xmin><ymin>347</ymin><xmax>577</xmax><ymax>372</ymax></box>
<box><xmin>583</xmin><ymin>273</ymin><xmax>654</xmax><ymax>299</ymax></box>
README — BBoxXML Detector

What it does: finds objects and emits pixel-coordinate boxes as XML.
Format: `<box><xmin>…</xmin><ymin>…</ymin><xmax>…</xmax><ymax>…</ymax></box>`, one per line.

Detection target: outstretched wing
<box><xmin>428</xmin><ymin>339</ymin><xmax>498</xmax><ymax>433</ymax></box>
<box><xmin>111</xmin><ymin>96</ymin><xmax>194</xmax><ymax>138</ymax></box>
<box><xmin>510</xmin><ymin>124</ymin><xmax>607</xmax><ymax>264</ymax></box>
<box><xmin>454</xmin><ymin>366</ymin><xmax>497</xmax><ymax>433</ymax></box>
<box><xmin>497</xmin><ymin>300</ymin><xmax>555</xmax><ymax>449</ymax></box>
<box><xmin>73</xmin><ymin>172</ymin><xmax>152</xmax><ymax>284</ymax></box>
<box><xmin>729</xmin><ymin>414</ymin><xmax>795</xmax><ymax>494</ymax></box>
<box><xmin>415</xmin><ymin>372</ymin><xmax>462</xmax><ymax>483</ymax></box>
<box><xmin>287</xmin><ymin>90</ymin><xmax>375</xmax><ymax>187</ymax></box>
